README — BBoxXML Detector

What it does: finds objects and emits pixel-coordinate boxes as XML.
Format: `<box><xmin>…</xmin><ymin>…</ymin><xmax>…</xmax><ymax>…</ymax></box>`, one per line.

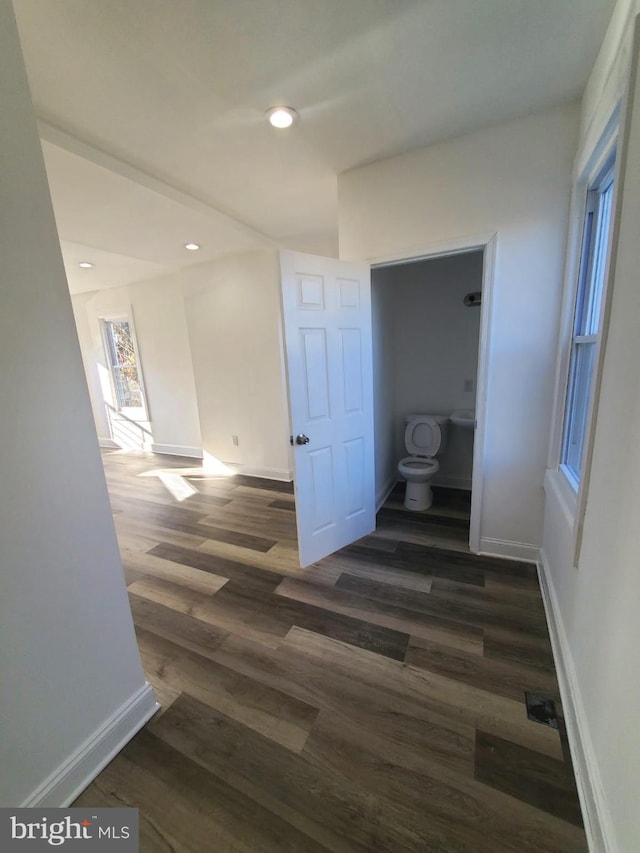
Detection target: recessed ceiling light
<box><xmin>78</xmin><ymin>262</ymin><xmax>93</xmax><ymax>268</ymax></box>
<box><xmin>184</xmin><ymin>242</ymin><xmax>200</xmax><ymax>251</ymax></box>
<box><xmin>265</xmin><ymin>106</ymin><xmax>298</xmax><ymax>129</ymax></box>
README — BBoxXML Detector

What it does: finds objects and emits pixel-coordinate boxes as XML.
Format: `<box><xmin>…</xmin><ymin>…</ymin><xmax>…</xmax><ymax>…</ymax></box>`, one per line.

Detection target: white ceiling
<box><xmin>13</xmin><ymin>0</ymin><xmax>615</xmax><ymax>293</ymax></box>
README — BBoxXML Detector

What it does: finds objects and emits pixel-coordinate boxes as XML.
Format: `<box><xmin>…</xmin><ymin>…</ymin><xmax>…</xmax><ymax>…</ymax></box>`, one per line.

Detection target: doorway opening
<box><xmin>370</xmin><ymin>242</ymin><xmax>492</xmax><ymax>553</ymax></box>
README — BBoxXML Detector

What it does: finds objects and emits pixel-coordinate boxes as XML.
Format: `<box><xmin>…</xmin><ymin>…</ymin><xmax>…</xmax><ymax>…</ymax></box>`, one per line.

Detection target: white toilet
<box><xmin>397</xmin><ymin>414</ymin><xmax>449</xmax><ymax>511</ymax></box>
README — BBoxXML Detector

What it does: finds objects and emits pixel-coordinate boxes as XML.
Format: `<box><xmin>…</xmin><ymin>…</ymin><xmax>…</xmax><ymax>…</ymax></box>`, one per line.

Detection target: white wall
<box><xmin>282</xmin><ymin>229</ymin><xmax>339</xmax><ymax>259</ymax></box>
<box><xmin>373</xmin><ymin>252</ymin><xmax>482</xmax><ymax>492</ymax></box>
<box><xmin>73</xmin><ymin>250</ymin><xmax>292</xmax><ymax>478</ymax></box>
<box><xmin>73</xmin><ymin>275</ymin><xmax>203</xmax><ymax>457</ymax></box>
<box><xmin>339</xmin><ymin>102</ymin><xmax>579</xmax><ymax>556</ymax></box>
<box><xmin>541</xmin><ymin>3</ymin><xmax>640</xmax><ymax>850</ymax></box>
<box><xmin>0</xmin><ymin>0</ymin><xmax>154</xmax><ymax>806</ymax></box>
<box><xmin>580</xmin><ymin>0</ymin><xmax>640</xmax><ymax>170</ymax></box>
<box><xmin>182</xmin><ymin>251</ymin><xmax>292</xmax><ymax>480</ymax></box>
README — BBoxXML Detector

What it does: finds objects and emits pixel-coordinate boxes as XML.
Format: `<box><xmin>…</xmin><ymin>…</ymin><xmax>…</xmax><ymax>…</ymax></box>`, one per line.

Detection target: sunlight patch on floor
<box><xmin>136</xmin><ymin>451</ymin><xmax>237</xmax><ymax>500</ymax></box>
<box><xmin>155</xmin><ymin>471</ymin><xmax>199</xmax><ymax>502</ymax></box>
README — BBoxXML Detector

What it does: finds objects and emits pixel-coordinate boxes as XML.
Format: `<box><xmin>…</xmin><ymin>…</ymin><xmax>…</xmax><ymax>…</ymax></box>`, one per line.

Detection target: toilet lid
<box><xmin>405</xmin><ymin>416</ymin><xmax>442</xmax><ymax>456</ymax></box>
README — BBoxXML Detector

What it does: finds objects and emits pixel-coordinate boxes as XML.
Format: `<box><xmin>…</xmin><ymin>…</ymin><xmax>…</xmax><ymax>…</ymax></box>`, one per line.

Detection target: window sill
<box><xmin>544</xmin><ymin>466</ymin><xmax>578</xmax><ymax>526</ymax></box>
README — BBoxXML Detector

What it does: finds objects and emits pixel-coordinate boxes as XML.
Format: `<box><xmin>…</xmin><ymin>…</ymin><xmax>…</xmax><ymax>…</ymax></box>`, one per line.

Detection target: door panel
<box><xmin>339</xmin><ymin>329</ymin><xmax>363</xmax><ymax>412</ymax></box>
<box><xmin>301</xmin><ymin>329</ymin><xmax>330</xmax><ymax>418</ymax></box>
<box><xmin>280</xmin><ymin>250</ymin><xmax>375</xmax><ymax>567</ymax></box>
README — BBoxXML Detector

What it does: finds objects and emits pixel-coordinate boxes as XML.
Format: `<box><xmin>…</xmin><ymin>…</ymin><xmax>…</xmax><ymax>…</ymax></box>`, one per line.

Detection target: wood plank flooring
<box><xmin>74</xmin><ymin>451</ymin><xmax>587</xmax><ymax>852</ymax></box>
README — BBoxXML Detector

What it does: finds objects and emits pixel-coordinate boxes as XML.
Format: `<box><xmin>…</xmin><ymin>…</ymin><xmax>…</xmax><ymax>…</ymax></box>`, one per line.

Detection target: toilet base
<box><xmin>403</xmin><ymin>480</ymin><xmax>434</xmax><ymax>512</ymax></box>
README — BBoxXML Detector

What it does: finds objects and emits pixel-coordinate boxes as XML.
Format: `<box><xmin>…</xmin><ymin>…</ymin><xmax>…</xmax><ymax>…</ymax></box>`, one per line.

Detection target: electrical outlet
<box><xmin>232</xmin><ymin>435</ymin><xmax>239</xmax><ymax>446</ymax></box>
<box><xmin>464</xmin><ymin>379</ymin><xmax>474</xmax><ymax>393</ymax></box>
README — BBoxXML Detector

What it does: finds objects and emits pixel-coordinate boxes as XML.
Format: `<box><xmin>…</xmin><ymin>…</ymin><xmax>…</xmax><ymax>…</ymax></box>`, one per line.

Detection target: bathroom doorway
<box><xmin>370</xmin><ymin>244</ymin><xmax>489</xmax><ymax>552</ymax></box>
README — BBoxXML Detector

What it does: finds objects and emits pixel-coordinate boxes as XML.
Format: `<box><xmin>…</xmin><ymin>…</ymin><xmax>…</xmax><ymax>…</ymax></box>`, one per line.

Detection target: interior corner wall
<box><xmin>339</xmin><ymin>102</ymin><xmax>580</xmax><ymax>551</ymax></box>
<box><xmin>72</xmin><ymin>275</ymin><xmax>203</xmax><ymax>456</ymax></box>
<box><xmin>0</xmin><ymin>0</ymin><xmax>151</xmax><ymax>806</ymax></box>
<box><xmin>182</xmin><ymin>250</ymin><xmax>292</xmax><ymax>480</ymax></box>
<box><xmin>541</xmin><ymin>4</ymin><xmax>640</xmax><ymax>850</ymax></box>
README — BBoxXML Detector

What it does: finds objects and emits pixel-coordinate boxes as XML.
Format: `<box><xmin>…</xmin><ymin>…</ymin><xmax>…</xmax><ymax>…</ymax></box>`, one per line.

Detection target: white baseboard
<box><xmin>22</xmin><ymin>683</ymin><xmax>159</xmax><ymax>808</ymax></box>
<box><xmin>376</xmin><ymin>476</ymin><xmax>398</xmax><ymax>512</ymax></box>
<box><xmin>151</xmin><ymin>443</ymin><xmax>204</xmax><ymax>459</ymax></box>
<box><xmin>224</xmin><ymin>463</ymin><xmax>293</xmax><ymax>483</ymax></box>
<box><xmin>98</xmin><ymin>438</ymin><xmax>120</xmax><ymax>449</ymax></box>
<box><xmin>537</xmin><ymin>550</ymin><xmax>618</xmax><ymax>853</ymax></box>
<box><xmin>478</xmin><ymin>537</ymin><xmax>540</xmax><ymax>563</ymax></box>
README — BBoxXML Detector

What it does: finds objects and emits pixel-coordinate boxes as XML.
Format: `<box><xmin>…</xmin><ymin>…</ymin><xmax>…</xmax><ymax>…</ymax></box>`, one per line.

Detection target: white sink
<box><xmin>451</xmin><ymin>409</ymin><xmax>475</xmax><ymax>429</ymax></box>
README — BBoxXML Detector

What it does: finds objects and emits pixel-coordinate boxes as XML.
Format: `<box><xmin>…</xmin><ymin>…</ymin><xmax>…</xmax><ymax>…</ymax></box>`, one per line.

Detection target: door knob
<box><xmin>295</xmin><ymin>434</ymin><xmax>310</xmax><ymax>445</ymax></box>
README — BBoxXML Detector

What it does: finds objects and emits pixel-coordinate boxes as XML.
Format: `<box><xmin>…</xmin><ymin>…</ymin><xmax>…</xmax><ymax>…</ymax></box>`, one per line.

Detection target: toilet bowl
<box><xmin>398</xmin><ymin>414</ymin><xmax>448</xmax><ymax>511</ymax></box>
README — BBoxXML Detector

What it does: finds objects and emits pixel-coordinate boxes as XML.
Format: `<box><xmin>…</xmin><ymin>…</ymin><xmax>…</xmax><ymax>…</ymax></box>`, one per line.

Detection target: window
<box><xmin>102</xmin><ymin>318</ymin><xmax>146</xmax><ymax>417</ymax></box>
<box><xmin>561</xmin><ymin>156</ymin><xmax>616</xmax><ymax>487</ymax></box>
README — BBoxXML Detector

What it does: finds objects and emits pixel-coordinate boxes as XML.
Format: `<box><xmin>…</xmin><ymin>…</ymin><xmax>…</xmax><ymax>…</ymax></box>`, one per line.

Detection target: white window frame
<box><xmin>560</xmin><ymin>156</ymin><xmax>616</xmax><ymax>490</ymax></box>
<box><xmin>100</xmin><ymin>311</ymin><xmax>149</xmax><ymax>423</ymax></box>
<box><xmin>546</xmin><ymin>106</ymin><xmax>622</xmax><ymax>565</ymax></box>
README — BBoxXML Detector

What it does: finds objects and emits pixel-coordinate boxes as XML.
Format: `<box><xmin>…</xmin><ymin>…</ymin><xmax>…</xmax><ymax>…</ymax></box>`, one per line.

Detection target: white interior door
<box><xmin>280</xmin><ymin>250</ymin><xmax>376</xmax><ymax>567</ymax></box>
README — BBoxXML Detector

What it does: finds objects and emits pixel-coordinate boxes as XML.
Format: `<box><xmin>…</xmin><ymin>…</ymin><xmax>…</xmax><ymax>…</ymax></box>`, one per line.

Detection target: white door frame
<box><xmin>367</xmin><ymin>232</ymin><xmax>497</xmax><ymax>554</ymax></box>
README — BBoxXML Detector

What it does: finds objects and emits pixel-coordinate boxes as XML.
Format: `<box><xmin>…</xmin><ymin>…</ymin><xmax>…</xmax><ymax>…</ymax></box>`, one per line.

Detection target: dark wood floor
<box><xmin>74</xmin><ymin>451</ymin><xmax>587</xmax><ymax>852</ymax></box>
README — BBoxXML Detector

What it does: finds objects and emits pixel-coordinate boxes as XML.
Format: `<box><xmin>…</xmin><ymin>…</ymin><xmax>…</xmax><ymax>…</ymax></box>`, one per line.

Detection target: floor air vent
<box><xmin>524</xmin><ymin>692</ymin><xmax>559</xmax><ymax>729</ymax></box>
